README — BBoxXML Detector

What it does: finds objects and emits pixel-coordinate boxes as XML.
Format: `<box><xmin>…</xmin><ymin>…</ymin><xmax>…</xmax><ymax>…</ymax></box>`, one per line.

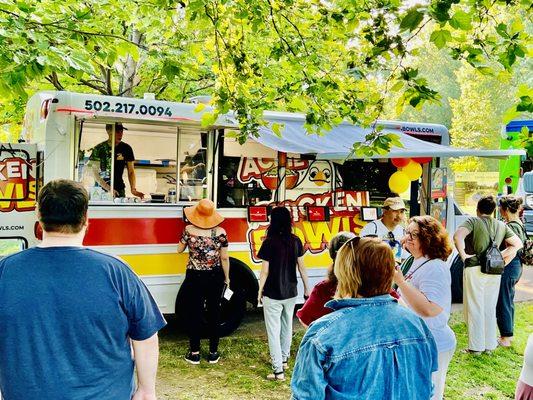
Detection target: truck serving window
<box><xmin>178</xmin><ymin>132</ymin><xmax>207</xmax><ymax>202</ymax></box>
<box><xmin>336</xmin><ymin>159</ymin><xmax>398</xmax><ymax>205</ymax></box>
<box><xmin>76</xmin><ymin>121</ymin><xmax>179</xmax><ymax>204</ymax></box>
<box><xmin>217</xmin><ymin>136</ymin><xmax>276</xmax><ymax>208</ymax></box>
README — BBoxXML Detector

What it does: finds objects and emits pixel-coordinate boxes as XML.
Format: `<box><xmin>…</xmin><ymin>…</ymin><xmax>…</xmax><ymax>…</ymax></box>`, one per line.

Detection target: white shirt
<box><xmin>399</xmin><ymin>256</ymin><xmax>457</xmax><ymax>353</ymax></box>
<box><xmin>360</xmin><ymin>219</ymin><xmax>407</xmax><ymax>259</ymax></box>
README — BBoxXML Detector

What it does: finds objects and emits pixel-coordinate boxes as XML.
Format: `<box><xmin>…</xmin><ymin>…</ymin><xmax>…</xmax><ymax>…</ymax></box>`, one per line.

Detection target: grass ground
<box><xmin>157</xmin><ymin>301</ymin><xmax>533</xmax><ymax>399</ymax></box>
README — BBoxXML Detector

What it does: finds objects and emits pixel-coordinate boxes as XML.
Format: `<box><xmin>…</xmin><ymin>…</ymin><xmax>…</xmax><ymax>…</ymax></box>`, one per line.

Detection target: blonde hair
<box><xmin>334</xmin><ymin>237</ymin><xmax>395</xmax><ymax>299</ymax></box>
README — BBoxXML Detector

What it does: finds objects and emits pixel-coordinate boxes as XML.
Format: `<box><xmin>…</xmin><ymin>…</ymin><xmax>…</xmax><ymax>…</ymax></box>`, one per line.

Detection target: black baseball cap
<box><xmin>105</xmin><ymin>123</ymin><xmax>127</xmax><ymax>132</ymax></box>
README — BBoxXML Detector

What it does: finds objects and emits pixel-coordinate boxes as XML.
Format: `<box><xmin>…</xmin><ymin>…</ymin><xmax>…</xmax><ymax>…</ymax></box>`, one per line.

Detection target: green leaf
<box><xmin>200</xmin><ymin>112</ymin><xmax>217</xmax><ymax>127</ymax></box>
<box><xmin>391</xmin><ymin>81</ymin><xmax>404</xmax><ymax>92</ymax></box>
<box><xmin>271</xmin><ymin>122</ymin><xmax>284</xmax><ymax>137</ymax></box>
<box><xmin>289</xmin><ymin>97</ymin><xmax>307</xmax><ymax>111</ymax></box>
<box><xmin>400</xmin><ymin>9</ymin><xmax>424</xmax><ymax>32</ymax></box>
<box><xmin>430</xmin><ymin>29</ymin><xmax>452</xmax><ymax>49</ymax></box>
<box><xmin>496</xmin><ymin>23</ymin><xmax>509</xmax><ymax>38</ymax></box>
<box><xmin>194</xmin><ymin>103</ymin><xmax>206</xmax><ymax>112</ymax></box>
<box><xmin>450</xmin><ymin>10</ymin><xmax>472</xmax><ymax>30</ymax></box>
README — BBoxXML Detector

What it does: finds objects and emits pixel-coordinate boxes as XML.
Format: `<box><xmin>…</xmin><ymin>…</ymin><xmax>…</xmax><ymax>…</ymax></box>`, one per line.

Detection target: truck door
<box><xmin>0</xmin><ymin>143</ymin><xmax>39</xmax><ymax>258</ymax></box>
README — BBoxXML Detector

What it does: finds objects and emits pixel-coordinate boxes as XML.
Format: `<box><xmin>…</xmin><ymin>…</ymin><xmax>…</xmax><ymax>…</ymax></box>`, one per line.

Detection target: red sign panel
<box><xmin>247</xmin><ymin>206</ymin><xmax>269</xmax><ymax>222</ymax></box>
<box><xmin>306</xmin><ymin>206</ymin><xmax>330</xmax><ymax>222</ymax></box>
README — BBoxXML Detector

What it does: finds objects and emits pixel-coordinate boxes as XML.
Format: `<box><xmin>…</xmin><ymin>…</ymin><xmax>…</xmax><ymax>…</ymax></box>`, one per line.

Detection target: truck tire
<box><xmin>175</xmin><ymin>258</ymin><xmax>258</xmax><ymax>337</ymax></box>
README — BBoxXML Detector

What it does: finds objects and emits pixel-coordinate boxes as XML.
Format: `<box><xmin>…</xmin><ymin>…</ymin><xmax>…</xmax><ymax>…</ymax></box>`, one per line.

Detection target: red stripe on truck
<box><xmin>83</xmin><ymin>217</ymin><xmax>250</xmax><ymax>246</ymax></box>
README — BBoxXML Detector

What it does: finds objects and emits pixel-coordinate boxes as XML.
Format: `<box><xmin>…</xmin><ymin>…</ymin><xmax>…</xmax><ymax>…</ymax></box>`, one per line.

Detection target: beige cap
<box><xmin>383</xmin><ymin>197</ymin><xmax>406</xmax><ymax>210</ymax></box>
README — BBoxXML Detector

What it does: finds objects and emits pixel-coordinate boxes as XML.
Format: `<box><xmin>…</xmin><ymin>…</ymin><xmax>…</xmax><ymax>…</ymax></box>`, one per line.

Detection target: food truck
<box><xmin>0</xmin><ymin>91</ymin><xmax>525</xmax><ymax>334</ymax></box>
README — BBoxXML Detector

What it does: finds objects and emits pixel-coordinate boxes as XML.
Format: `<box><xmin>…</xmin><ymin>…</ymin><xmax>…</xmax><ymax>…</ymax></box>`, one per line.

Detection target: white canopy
<box><xmin>252</xmin><ymin>112</ymin><xmax>525</xmax><ymax>160</ymax></box>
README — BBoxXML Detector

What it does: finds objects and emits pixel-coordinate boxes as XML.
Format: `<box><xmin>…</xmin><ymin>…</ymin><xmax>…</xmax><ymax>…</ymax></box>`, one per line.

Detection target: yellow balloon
<box><xmin>401</xmin><ymin>161</ymin><xmax>423</xmax><ymax>181</ymax></box>
<box><xmin>389</xmin><ymin>171</ymin><xmax>410</xmax><ymax>194</ymax></box>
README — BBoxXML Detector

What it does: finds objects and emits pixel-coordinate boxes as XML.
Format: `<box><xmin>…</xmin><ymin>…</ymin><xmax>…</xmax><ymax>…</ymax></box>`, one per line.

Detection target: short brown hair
<box><xmin>477</xmin><ymin>195</ymin><xmax>496</xmax><ymax>215</ymax></box>
<box><xmin>38</xmin><ymin>179</ymin><xmax>89</xmax><ymax>234</ymax></box>
<box><xmin>409</xmin><ymin>216</ymin><xmax>452</xmax><ymax>261</ymax></box>
<box><xmin>334</xmin><ymin>237</ymin><xmax>395</xmax><ymax>299</ymax></box>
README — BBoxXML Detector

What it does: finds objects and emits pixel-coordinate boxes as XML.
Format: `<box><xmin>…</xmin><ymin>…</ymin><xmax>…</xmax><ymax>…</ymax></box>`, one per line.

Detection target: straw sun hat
<box><xmin>184</xmin><ymin>199</ymin><xmax>224</xmax><ymax>229</ymax></box>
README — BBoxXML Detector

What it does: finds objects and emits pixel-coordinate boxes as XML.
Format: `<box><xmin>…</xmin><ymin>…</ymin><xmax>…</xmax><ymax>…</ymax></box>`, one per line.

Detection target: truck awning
<box><xmin>252</xmin><ymin>113</ymin><xmax>526</xmax><ymax>160</ymax></box>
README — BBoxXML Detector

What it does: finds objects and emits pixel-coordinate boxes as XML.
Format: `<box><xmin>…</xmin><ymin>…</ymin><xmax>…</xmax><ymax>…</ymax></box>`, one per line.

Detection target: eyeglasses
<box><xmin>404</xmin><ymin>230</ymin><xmax>419</xmax><ymax>240</ymax></box>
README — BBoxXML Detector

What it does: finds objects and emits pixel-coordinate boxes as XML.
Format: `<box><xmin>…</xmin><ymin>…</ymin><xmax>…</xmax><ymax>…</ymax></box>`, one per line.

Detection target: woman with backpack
<box><xmin>497</xmin><ymin>196</ymin><xmax>527</xmax><ymax>348</ymax></box>
<box><xmin>453</xmin><ymin>196</ymin><xmax>523</xmax><ymax>354</ymax></box>
<box><xmin>257</xmin><ymin>206</ymin><xmax>311</xmax><ymax>381</ymax></box>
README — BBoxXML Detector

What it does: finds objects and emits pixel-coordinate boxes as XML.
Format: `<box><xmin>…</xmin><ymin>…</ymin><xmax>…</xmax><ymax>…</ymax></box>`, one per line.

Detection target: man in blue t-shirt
<box><xmin>0</xmin><ymin>179</ymin><xmax>166</xmax><ymax>400</ymax></box>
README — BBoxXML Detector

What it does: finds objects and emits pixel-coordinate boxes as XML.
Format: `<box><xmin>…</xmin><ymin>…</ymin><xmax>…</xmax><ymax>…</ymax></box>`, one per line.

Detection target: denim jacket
<box><xmin>291</xmin><ymin>295</ymin><xmax>438</xmax><ymax>400</ymax></box>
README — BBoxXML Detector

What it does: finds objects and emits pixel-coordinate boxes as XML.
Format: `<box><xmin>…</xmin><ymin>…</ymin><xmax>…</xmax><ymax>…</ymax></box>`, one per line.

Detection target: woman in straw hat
<box><xmin>177</xmin><ymin>199</ymin><xmax>230</xmax><ymax>365</ymax></box>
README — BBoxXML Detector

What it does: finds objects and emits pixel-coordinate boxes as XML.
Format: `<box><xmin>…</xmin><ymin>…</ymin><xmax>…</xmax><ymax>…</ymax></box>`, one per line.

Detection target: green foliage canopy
<box><xmin>0</xmin><ymin>0</ymin><xmax>531</xmax><ymax>152</ymax></box>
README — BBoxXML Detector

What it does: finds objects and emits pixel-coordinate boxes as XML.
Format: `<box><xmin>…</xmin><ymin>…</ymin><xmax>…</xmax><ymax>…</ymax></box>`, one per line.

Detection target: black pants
<box><xmin>496</xmin><ymin>256</ymin><xmax>523</xmax><ymax>337</ymax></box>
<box><xmin>181</xmin><ymin>268</ymin><xmax>225</xmax><ymax>353</ymax></box>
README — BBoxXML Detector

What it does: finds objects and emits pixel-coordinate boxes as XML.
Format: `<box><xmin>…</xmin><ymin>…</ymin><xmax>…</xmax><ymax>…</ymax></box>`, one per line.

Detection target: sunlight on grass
<box><xmin>157</xmin><ymin>302</ymin><xmax>532</xmax><ymax>399</ymax></box>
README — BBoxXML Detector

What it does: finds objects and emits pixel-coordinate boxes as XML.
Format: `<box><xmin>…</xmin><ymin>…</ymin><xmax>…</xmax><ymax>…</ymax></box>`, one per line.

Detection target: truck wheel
<box><xmin>175</xmin><ymin>258</ymin><xmax>258</xmax><ymax>337</ymax></box>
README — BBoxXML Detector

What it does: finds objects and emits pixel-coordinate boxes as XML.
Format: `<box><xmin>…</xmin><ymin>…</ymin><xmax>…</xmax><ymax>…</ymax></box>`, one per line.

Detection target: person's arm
<box><xmin>258</xmin><ymin>260</ymin><xmax>269</xmax><ymax>305</ymax></box>
<box><xmin>90</xmin><ymin>161</ymin><xmax>118</xmax><ymax>196</ymax></box>
<box><xmin>393</xmin><ymin>268</ymin><xmax>443</xmax><ymax>318</ymax></box>
<box><xmin>291</xmin><ymin>334</ymin><xmax>327</xmax><ymax>400</ymax></box>
<box><xmin>501</xmin><ymin>234</ymin><xmax>523</xmax><ymax>265</ymax></box>
<box><xmin>453</xmin><ymin>227</ymin><xmax>474</xmax><ymax>262</ymax></box>
<box><xmin>297</xmin><ymin>256</ymin><xmax>311</xmax><ymax>297</ymax></box>
<box><xmin>126</xmin><ymin>161</ymin><xmax>145</xmax><ymax>199</ymax></box>
<box><xmin>220</xmin><ymin>246</ymin><xmax>230</xmax><ymax>286</ymax></box>
<box><xmin>131</xmin><ymin>333</ymin><xmax>159</xmax><ymax>400</ymax></box>
<box><xmin>177</xmin><ymin>228</ymin><xmax>188</xmax><ymax>253</ymax></box>
<box><xmin>177</xmin><ymin>241</ymin><xmax>187</xmax><ymax>253</ymax></box>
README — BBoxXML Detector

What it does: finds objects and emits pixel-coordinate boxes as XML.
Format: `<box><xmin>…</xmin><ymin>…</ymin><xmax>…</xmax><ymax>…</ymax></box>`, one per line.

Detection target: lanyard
<box><xmin>405</xmin><ymin>259</ymin><xmax>431</xmax><ymax>281</ymax></box>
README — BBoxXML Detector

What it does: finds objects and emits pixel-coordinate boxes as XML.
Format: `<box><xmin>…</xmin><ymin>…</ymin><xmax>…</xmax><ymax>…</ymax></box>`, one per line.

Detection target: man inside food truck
<box><xmin>360</xmin><ymin>197</ymin><xmax>407</xmax><ymax>260</ymax></box>
<box><xmin>89</xmin><ymin>123</ymin><xmax>145</xmax><ymax>199</ymax></box>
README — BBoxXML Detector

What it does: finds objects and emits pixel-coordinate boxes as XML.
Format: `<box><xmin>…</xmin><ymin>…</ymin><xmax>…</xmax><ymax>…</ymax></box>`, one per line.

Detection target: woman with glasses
<box><xmin>291</xmin><ymin>237</ymin><xmax>438</xmax><ymax>399</ymax></box>
<box><xmin>393</xmin><ymin>216</ymin><xmax>455</xmax><ymax>400</ymax></box>
<box><xmin>497</xmin><ymin>196</ymin><xmax>526</xmax><ymax>348</ymax></box>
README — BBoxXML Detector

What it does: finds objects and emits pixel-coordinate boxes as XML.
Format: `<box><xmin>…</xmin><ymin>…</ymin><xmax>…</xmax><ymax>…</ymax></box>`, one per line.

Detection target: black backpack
<box><xmin>479</xmin><ymin>218</ymin><xmax>505</xmax><ymax>275</ymax></box>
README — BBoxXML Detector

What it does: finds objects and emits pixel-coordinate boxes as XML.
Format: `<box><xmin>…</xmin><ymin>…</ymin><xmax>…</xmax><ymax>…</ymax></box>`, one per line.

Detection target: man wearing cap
<box><xmin>90</xmin><ymin>123</ymin><xmax>144</xmax><ymax>198</ymax></box>
<box><xmin>360</xmin><ymin>197</ymin><xmax>407</xmax><ymax>259</ymax></box>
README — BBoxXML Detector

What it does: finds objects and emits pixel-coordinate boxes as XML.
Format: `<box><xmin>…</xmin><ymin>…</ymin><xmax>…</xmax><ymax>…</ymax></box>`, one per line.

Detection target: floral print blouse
<box><xmin>180</xmin><ymin>227</ymin><xmax>229</xmax><ymax>270</ymax></box>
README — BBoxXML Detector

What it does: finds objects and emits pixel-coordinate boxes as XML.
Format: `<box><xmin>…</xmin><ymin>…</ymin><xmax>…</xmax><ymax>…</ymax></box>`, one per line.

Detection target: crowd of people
<box><xmin>0</xmin><ymin>179</ymin><xmax>530</xmax><ymax>400</ymax></box>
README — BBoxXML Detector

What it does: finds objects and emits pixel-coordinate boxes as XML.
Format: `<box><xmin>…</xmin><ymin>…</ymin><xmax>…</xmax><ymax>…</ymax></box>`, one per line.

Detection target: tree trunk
<box><xmin>119</xmin><ymin>29</ymin><xmax>143</xmax><ymax>97</ymax></box>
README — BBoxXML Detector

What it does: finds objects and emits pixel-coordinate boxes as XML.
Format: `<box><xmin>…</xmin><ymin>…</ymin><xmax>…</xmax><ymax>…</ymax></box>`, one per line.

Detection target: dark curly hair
<box><xmin>409</xmin><ymin>216</ymin><xmax>452</xmax><ymax>261</ymax></box>
<box><xmin>499</xmin><ymin>195</ymin><xmax>523</xmax><ymax>214</ymax></box>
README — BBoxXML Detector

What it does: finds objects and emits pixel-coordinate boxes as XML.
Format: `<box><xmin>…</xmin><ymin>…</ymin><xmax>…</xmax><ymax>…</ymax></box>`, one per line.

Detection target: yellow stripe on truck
<box><xmin>121</xmin><ymin>251</ymin><xmax>332</xmax><ymax>276</ymax></box>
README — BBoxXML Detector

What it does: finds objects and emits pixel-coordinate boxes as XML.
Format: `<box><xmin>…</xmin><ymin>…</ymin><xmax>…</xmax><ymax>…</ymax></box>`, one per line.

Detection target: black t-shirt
<box><xmin>90</xmin><ymin>141</ymin><xmax>135</xmax><ymax>190</ymax></box>
<box><xmin>258</xmin><ymin>235</ymin><xmax>304</xmax><ymax>300</ymax></box>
